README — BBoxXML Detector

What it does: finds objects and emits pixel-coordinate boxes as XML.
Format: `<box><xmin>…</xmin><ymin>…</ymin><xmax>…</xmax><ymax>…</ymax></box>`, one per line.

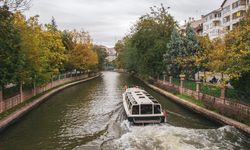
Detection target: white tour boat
<box><xmin>123</xmin><ymin>86</ymin><xmax>167</xmax><ymax>124</ymax></box>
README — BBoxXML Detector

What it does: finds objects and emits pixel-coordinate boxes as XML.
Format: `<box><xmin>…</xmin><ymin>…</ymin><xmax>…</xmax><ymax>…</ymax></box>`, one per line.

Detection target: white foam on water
<box><xmin>107</xmin><ymin>121</ymin><xmax>249</xmax><ymax>150</ymax></box>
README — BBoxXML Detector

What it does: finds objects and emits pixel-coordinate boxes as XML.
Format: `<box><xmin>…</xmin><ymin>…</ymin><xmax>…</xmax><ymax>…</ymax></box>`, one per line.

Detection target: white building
<box><xmin>202</xmin><ymin>9</ymin><xmax>224</xmax><ymax>39</ymax></box>
<box><xmin>203</xmin><ymin>0</ymin><xmax>249</xmax><ymax>39</ymax></box>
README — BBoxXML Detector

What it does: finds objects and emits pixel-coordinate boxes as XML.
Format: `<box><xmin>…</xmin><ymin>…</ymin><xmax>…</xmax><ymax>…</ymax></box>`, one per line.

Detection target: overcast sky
<box><xmin>25</xmin><ymin>0</ymin><xmax>223</xmax><ymax>47</ymax></box>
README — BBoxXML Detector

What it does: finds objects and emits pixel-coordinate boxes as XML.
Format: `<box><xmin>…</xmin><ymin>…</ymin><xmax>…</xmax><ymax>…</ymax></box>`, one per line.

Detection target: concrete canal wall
<box><xmin>142</xmin><ymin>80</ymin><xmax>250</xmax><ymax>134</ymax></box>
<box><xmin>0</xmin><ymin>74</ymin><xmax>101</xmax><ymax>133</ymax></box>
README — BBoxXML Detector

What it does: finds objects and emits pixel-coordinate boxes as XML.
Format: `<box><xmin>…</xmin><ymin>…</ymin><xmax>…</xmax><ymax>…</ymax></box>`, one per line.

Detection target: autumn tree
<box><xmin>224</xmin><ymin>8</ymin><xmax>250</xmax><ymax>91</ymax></box>
<box><xmin>66</xmin><ymin>30</ymin><xmax>98</xmax><ymax>72</ymax></box>
<box><xmin>43</xmin><ymin>19</ymin><xmax>67</xmax><ymax>75</ymax></box>
<box><xmin>207</xmin><ymin>38</ymin><xmax>228</xmax><ymax>82</ymax></box>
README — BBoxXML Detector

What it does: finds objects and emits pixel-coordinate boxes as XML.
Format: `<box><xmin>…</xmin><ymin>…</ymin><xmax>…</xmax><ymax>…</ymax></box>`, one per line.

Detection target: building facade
<box><xmin>180</xmin><ymin>18</ymin><xmax>204</xmax><ymax>35</ymax></box>
<box><xmin>202</xmin><ymin>0</ymin><xmax>249</xmax><ymax>39</ymax></box>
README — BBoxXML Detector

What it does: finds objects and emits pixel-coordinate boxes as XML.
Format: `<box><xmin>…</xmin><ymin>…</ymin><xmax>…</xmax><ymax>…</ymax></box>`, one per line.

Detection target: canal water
<box><xmin>0</xmin><ymin>72</ymin><xmax>249</xmax><ymax>150</ymax></box>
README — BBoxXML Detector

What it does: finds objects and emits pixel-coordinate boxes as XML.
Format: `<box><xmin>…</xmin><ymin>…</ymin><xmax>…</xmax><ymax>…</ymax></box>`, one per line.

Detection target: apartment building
<box><xmin>202</xmin><ymin>9</ymin><xmax>223</xmax><ymax>39</ymax></box>
<box><xmin>202</xmin><ymin>0</ymin><xmax>249</xmax><ymax>39</ymax></box>
<box><xmin>180</xmin><ymin>17</ymin><xmax>204</xmax><ymax>35</ymax></box>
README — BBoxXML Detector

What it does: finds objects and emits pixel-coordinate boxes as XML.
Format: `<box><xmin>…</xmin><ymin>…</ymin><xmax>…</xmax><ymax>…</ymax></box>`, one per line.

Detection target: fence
<box><xmin>0</xmin><ymin>73</ymin><xmax>94</xmax><ymax>113</ymax></box>
<box><xmin>151</xmin><ymin>76</ymin><xmax>250</xmax><ymax>122</ymax></box>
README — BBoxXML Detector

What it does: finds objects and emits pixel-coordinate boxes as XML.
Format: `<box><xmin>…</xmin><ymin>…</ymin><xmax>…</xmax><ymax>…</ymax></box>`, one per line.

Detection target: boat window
<box><xmin>129</xmin><ymin>102</ymin><xmax>132</xmax><ymax>109</ymax></box>
<box><xmin>132</xmin><ymin>105</ymin><xmax>139</xmax><ymax>115</ymax></box>
<box><xmin>141</xmin><ymin>104</ymin><xmax>152</xmax><ymax>114</ymax></box>
<box><xmin>154</xmin><ymin>105</ymin><xmax>161</xmax><ymax>114</ymax></box>
<box><xmin>139</xmin><ymin>96</ymin><xmax>145</xmax><ymax>99</ymax></box>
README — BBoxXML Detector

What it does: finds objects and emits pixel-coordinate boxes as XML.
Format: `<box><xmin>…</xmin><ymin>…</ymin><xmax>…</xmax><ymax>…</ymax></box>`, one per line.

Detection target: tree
<box><xmin>224</xmin><ymin>9</ymin><xmax>250</xmax><ymax>91</ymax></box>
<box><xmin>66</xmin><ymin>30</ymin><xmax>98</xmax><ymax>71</ymax></box>
<box><xmin>164</xmin><ymin>27</ymin><xmax>184</xmax><ymax>76</ymax></box>
<box><xmin>0</xmin><ymin>6</ymin><xmax>23</xmax><ymax>90</ymax></box>
<box><xmin>118</xmin><ymin>4</ymin><xmax>176</xmax><ymax>77</ymax></box>
<box><xmin>179</xmin><ymin>23</ymin><xmax>200</xmax><ymax>78</ymax></box>
<box><xmin>13</xmin><ymin>12</ymin><xmax>52</xmax><ymax>85</ymax></box>
<box><xmin>224</xmin><ymin>9</ymin><xmax>250</xmax><ymax>79</ymax></box>
<box><xmin>93</xmin><ymin>45</ymin><xmax>107</xmax><ymax>70</ymax></box>
<box><xmin>43</xmin><ymin>23</ymin><xmax>67</xmax><ymax>75</ymax></box>
<box><xmin>196</xmin><ymin>35</ymin><xmax>212</xmax><ymax>72</ymax></box>
<box><xmin>206</xmin><ymin>38</ymin><xmax>228</xmax><ymax>82</ymax></box>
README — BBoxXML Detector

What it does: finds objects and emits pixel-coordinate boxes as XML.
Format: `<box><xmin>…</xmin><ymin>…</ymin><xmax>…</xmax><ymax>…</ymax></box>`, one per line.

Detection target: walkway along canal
<box><xmin>0</xmin><ymin>72</ymin><xmax>249</xmax><ymax>150</ymax></box>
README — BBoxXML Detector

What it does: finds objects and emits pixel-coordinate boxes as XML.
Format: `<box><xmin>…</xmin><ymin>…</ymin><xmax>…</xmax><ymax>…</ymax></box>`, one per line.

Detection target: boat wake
<box><xmin>78</xmin><ymin>101</ymin><xmax>250</xmax><ymax>150</ymax></box>
<box><xmin>101</xmin><ymin>122</ymin><xmax>250</xmax><ymax>150</ymax></box>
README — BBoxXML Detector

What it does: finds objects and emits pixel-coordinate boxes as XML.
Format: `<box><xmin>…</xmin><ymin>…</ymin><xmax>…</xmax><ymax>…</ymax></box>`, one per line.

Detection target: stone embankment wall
<box><xmin>144</xmin><ymin>80</ymin><xmax>250</xmax><ymax>134</ymax></box>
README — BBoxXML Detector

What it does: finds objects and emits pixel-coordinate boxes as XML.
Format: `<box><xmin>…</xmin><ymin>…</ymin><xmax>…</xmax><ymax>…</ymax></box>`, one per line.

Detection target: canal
<box><xmin>0</xmin><ymin>72</ymin><xmax>249</xmax><ymax>150</ymax></box>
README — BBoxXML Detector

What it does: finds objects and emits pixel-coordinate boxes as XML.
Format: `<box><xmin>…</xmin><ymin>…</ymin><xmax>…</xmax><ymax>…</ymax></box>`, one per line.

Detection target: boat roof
<box><xmin>125</xmin><ymin>87</ymin><xmax>160</xmax><ymax>105</ymax></box>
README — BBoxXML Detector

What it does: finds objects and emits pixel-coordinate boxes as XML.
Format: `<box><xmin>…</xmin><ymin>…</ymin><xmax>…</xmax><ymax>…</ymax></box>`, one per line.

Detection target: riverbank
<box><xmin>0</xmin><ymin>74</ymin><xmax>101</xmax><ymax>133</ymax></box>
<box><xmin>135</xmin><ymin>76</ymin><xmax>250</xmax><ymax>135</ymax></box>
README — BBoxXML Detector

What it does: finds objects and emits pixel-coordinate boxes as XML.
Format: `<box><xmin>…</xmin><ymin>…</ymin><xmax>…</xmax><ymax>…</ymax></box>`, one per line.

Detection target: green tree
<box><xmin>118</xmin><ymin>4</ymin><xmax>175</xmax><ymax>77</ymax></box>
<box><xmin>164</xmin><ymin>27</ymin><xmax>184</xmax><ymax>76</ymax></box>
<box><xmin>0</xmin><ymin>6</ymin><xmax>23</xmax><ymax>90</ymax></box>
<box><xmin>179</xmin><ymin>23</ymin><xmax>201</xmax><ymax>78</ymax></box>
<box><xmin>93</xmin><ymin>45</ymin><xmax>107</xmax><ymax>70</ymax></box>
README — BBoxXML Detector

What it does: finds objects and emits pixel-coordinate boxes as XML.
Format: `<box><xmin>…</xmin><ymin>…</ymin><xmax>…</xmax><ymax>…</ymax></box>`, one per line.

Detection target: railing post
<box><xmin>179</xmin><ymin>74</ymin><xmax>185</xmax><ymax>94</ymax></box>
<box><xmin>195</xmin><ymin>81</ymin><xmax>201</xmax><ymax>100</ymax></box>
<box><xmin>169</xmin><ymin>76</ymin><xmax>173</xmax><ymax>85</ymax></box>
<box><xmin>220</xmin><ymin>86</ymin><xmax>226</xmax><ymax>103</ymax></box>
<box><xmin>20</xmin><ymin>82</ymin><xmax>23</xmax><ymax>102</ymax></box>
<box><xmin>51</xmin><ymin>78</ymin><xmax>53</xmax><ymax>88</ymax></box>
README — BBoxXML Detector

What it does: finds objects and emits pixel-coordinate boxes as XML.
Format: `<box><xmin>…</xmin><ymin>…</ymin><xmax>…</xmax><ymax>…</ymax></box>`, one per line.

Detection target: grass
<box><xmin>183</xmin><ymin>80</ymin><xmax>196</xmax><ymax>91</ymax></box>
<box><xmin>201</xmin><ymin>84</ymin><xmax>221</xmax><ymax>97</ymax></box>
<box><xmin>172</xmin><ymin>78</ymin><xmax>180</xmax><ymax>86</ymax></box>
<box><xmin>175</xmin><ymin>93</ymin><xmax>205</xmax><ymax>107</ymax></box>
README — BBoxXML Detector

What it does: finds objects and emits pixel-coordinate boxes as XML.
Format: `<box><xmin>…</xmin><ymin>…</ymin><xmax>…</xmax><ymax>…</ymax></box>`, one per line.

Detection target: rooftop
<box><xmin>126</xmin><ymin>87</ymin><xmax>159</xmax><ymax>105</ymax></box>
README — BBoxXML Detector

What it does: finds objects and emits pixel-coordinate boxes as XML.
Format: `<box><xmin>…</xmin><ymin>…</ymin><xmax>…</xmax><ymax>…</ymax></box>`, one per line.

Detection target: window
<box><xmin>141</xmin><ymin>104</ymin><xmax>152</xmax><ymax>114</ymax></box>
<box><xmin>225</xmin><ymin>26</ymin><xmax>230</xmax><ymax>31</ymax></box>
<box><xmin>232</xmin><ymin>1</ymin><xmax>239</xmax><ymax>9</ymax></box>
<box><xmin>240</xmin><ymin>0</ymin><xmax>247</xmax><ymax>5</ymax></box>
<box><xmin>223</xmin><ymin>15</ymin><xmax>230</xmax><ymax>23</ymax></box>
<box><xmin>214</xmin><ymin>21</ymin><xmax>220</xmax><ymax>26</ymax></box>
<box><xmin>222</xmin><ymin>5</ymin><xmax>230</xmax><ymax>14</ymax></box>
<box><xmin>154</xmin><ymin>105</ymin><xmax>161</xmax><ymax>114</ymax></box>
<box><xmin>132</xmin><ymin>105</ymin><xmax>139</xmax><ymax>115</ymax></box>
<box><xmin>218</xmin><ymin>12</ymin><xmax>221</xmax><ymax>17</ymax></box>
<box><xmin>129</xmin><ymin>102</ymin><xmax>132</xmax><ymax>109</ymax></box>
<box><xmin>232</xmin><ymin>11</ymin><xmax>246</xmax><ymax>19</ymax></box>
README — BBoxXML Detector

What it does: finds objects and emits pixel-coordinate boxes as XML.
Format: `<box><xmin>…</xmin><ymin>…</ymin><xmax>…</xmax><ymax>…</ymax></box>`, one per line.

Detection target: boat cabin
<box><xmin>125</xmin><ymin>88</ymin><xmax>162</xmax><ymax>116</ymax></box>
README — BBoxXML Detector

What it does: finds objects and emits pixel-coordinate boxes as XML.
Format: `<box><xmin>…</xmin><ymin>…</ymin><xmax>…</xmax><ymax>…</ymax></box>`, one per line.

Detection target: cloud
<box><xmin>25</xmin><ymin>0</ymin><xmax>223</xmax><ymax>47</ymax></box>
